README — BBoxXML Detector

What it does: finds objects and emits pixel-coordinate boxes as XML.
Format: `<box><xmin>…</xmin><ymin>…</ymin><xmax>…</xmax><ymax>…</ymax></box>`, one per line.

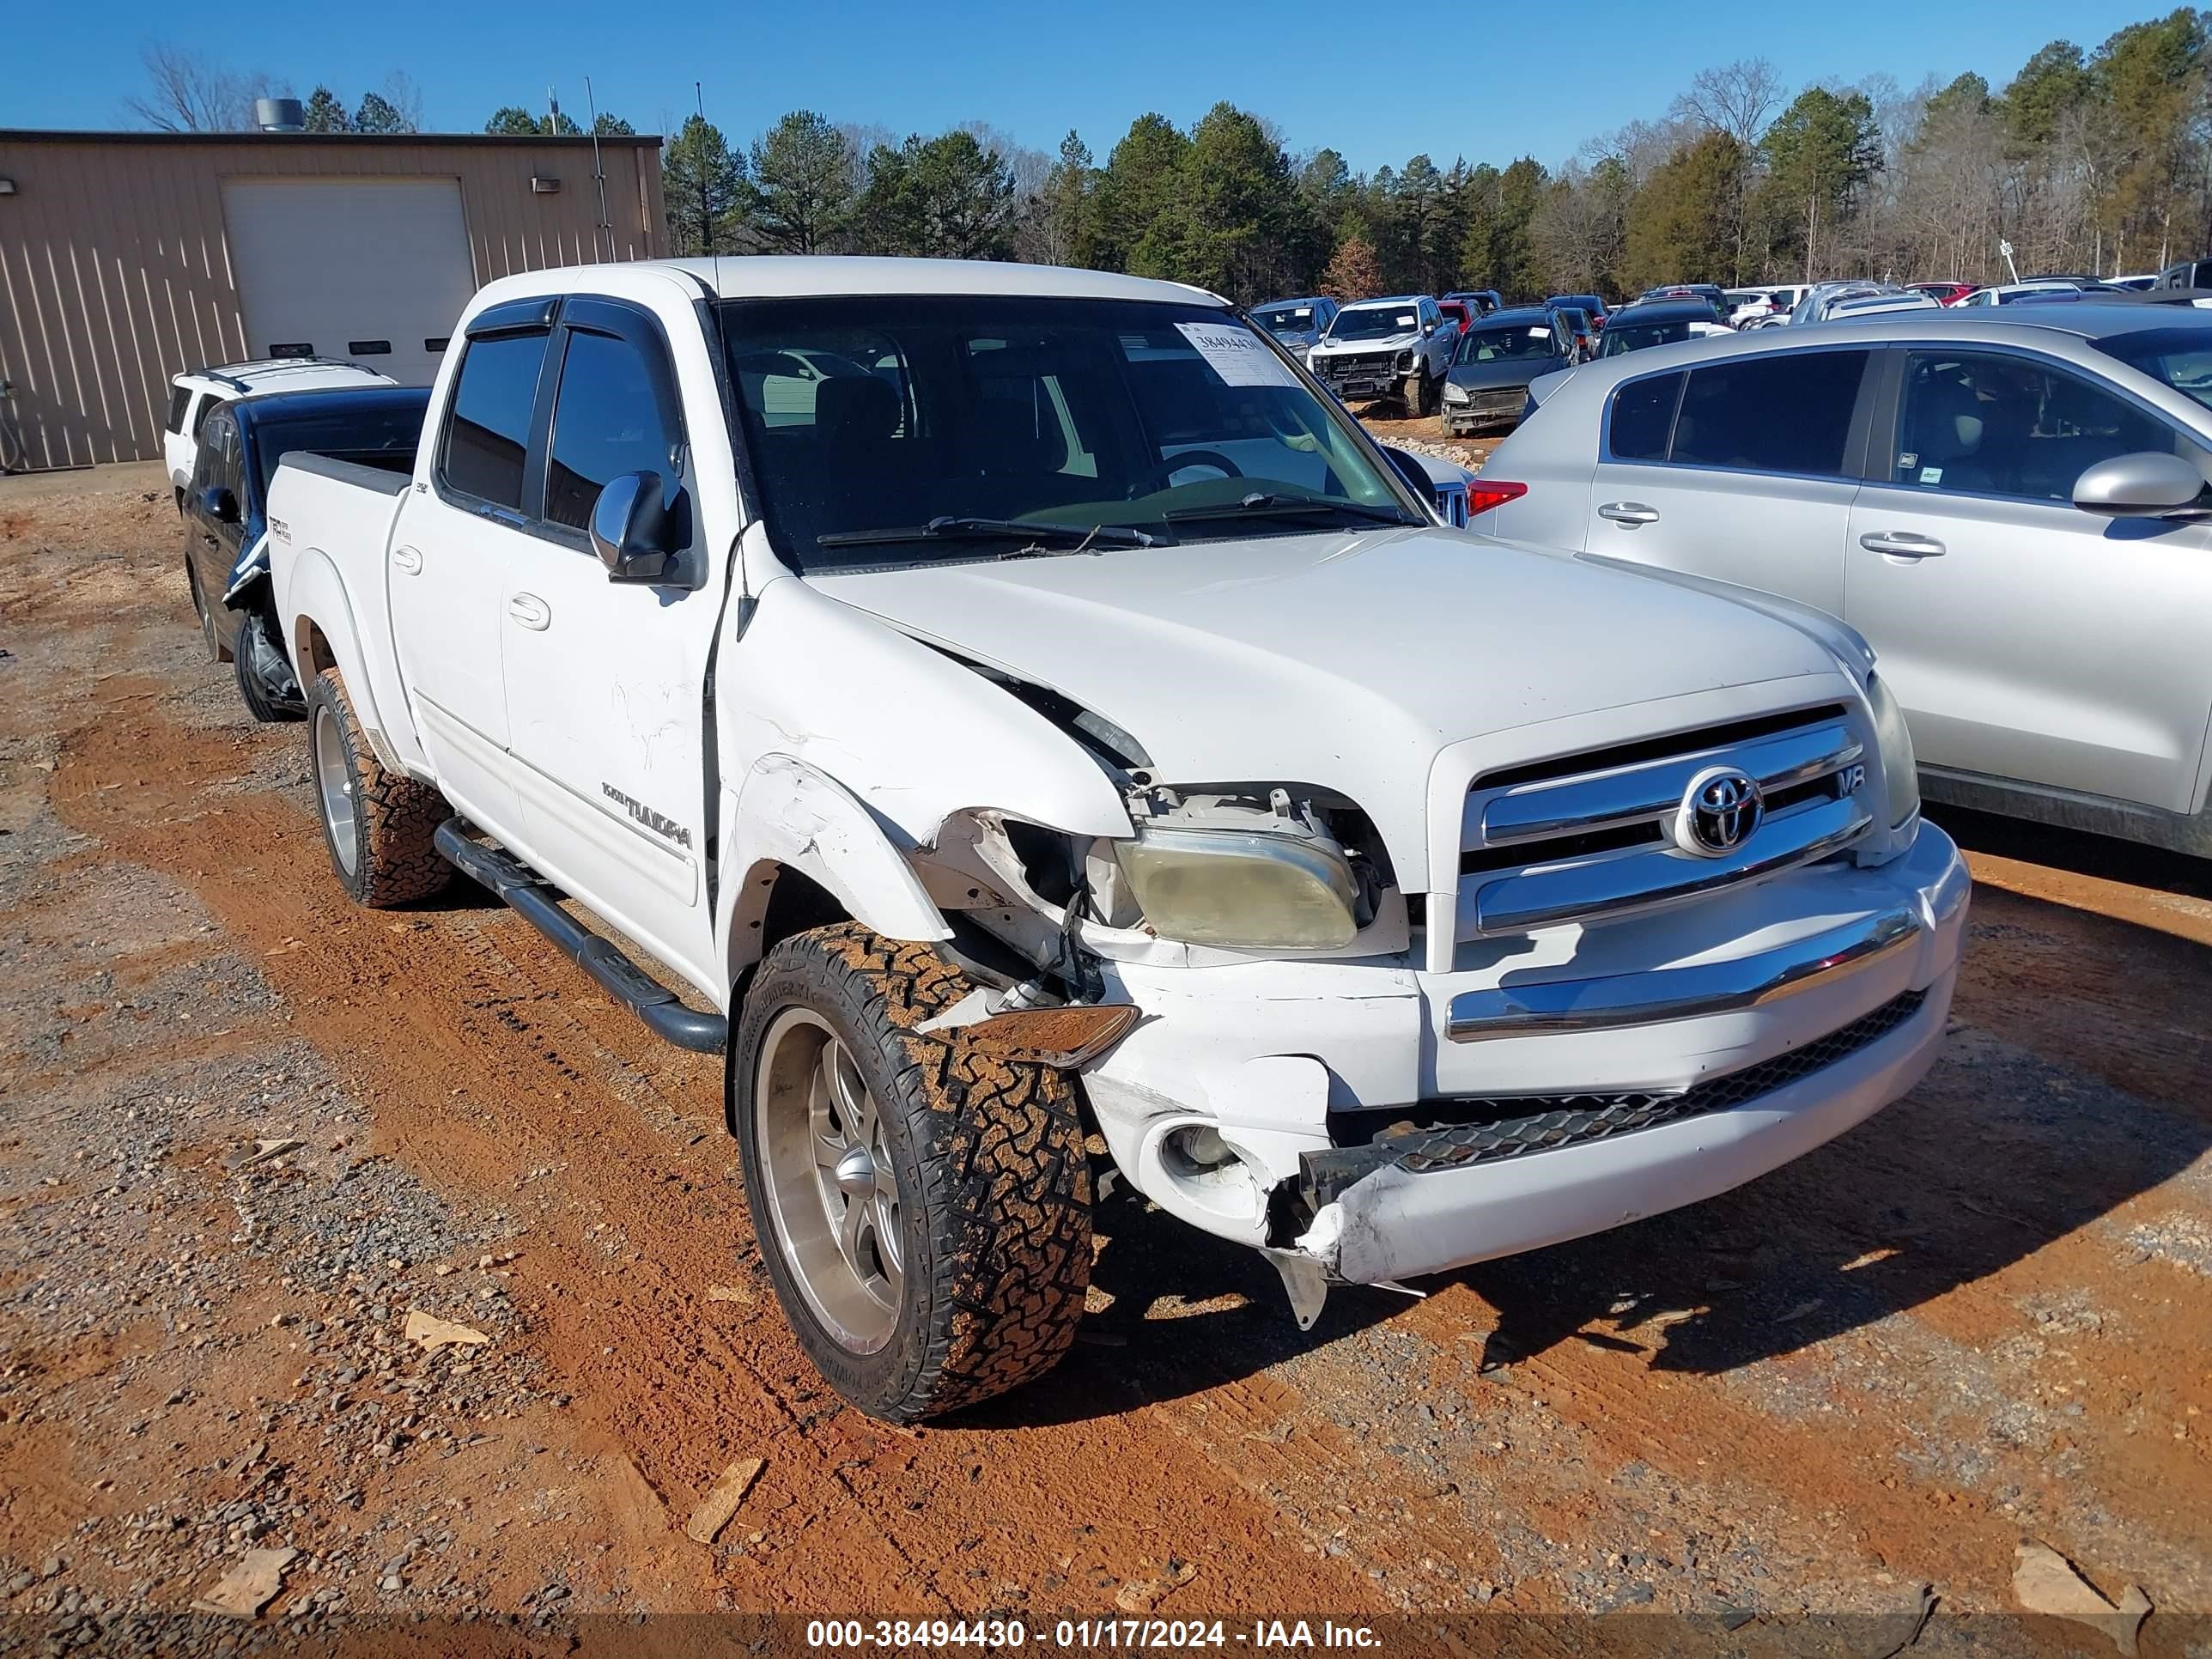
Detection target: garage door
<box><xmin>221</xmin><ymin>178</ymin><xmax>478</xmax><ymax>388</ymax></box>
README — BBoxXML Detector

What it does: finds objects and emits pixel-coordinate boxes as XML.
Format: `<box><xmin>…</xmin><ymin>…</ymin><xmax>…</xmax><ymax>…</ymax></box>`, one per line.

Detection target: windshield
<box><xmin>1328</xmin><ymin>306</ymin><xmax>1419</xmax><ymax>341</ymax></box>
<box><xmin>1255</xmin><ymin>306</ymin><xmax>1317</xmax><ymax>333</ymax></box>
<box><xmin>1456</xmin><ymin>323</ymin><xmax>1558</xmax><ymax>364</ymax></box>
<box><xmin>1598</xmin><ymin>319</ymin><xmax>1694</xmax><ymax>356</ymax></box>
<box><xmin>717</xmin><ymin>295</ymin><xmax>1422</xmax><ymax>570</ymax></box>
<box><xmin>2094</xmin><ymin>326</ymin><xmax>2212</xmax><ymax>411</ymax></box>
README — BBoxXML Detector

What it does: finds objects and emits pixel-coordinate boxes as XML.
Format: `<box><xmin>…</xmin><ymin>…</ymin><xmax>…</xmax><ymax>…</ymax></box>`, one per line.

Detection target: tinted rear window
<box><xmin>1607</xmin><ymin>372</ymin><xmax>1683</xmax><ymax>461</ymax></box>
<box><xmin>1670</xmin><ymin>351</ymin><xmax>1868</xmax><ymax>477</ymax></box>
<box><xmin>440</xmin><ymin>333</ymin><xmax>549</xmax><ymax>510</ymax></box>
<box><xmin>166</xmin><ymin>386</ymin><xmax>192</xmax><ymax>434</ymax></box>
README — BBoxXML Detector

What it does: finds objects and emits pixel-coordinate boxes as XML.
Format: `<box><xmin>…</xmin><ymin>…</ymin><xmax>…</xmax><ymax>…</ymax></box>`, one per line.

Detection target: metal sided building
<box><xmin>0</xmin><ymin>128</ymin><xmax>670</xmax><ymax>471</ymax></box>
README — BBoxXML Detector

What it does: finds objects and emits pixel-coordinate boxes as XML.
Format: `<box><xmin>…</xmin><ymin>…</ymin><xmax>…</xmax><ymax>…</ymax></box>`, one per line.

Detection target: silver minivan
<box><xmin>1480</xmin><ymin>304</ymin><xmax>2212</xmax><ymax>854</ymax></box>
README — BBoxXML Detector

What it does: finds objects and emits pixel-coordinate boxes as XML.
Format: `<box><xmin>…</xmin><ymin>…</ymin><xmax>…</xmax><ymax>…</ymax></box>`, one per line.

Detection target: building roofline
<box><xmin>0</xmin><ymin>127</ymin><xmax>661</xmax><ymax>148</ymax></box>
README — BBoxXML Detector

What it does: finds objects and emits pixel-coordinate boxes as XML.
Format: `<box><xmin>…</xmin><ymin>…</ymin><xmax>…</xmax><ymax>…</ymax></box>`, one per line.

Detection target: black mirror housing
<box><xmin>199</xmin><ymin>485</ymin><xmax>239</xmax><ymax>525</ymax></box>
<box><xmin>589</xmin><ymin>471</ymin><xmax>683</xmax><ymax>583</ymax></box>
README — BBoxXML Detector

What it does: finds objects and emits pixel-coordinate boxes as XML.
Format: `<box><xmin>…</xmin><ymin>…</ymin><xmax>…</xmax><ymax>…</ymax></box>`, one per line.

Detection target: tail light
<box><xmin>1467</xmin><ymin>481</ymin><xmax>1528</xmax><ymax>517</ymax></box>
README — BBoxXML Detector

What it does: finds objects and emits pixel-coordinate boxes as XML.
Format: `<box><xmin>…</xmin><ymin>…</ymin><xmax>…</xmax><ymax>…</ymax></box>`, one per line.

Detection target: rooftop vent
<box><xmin>255</xmin><ymin>98</ymin><xmax>306</xmax><ymax>134</ymax></box>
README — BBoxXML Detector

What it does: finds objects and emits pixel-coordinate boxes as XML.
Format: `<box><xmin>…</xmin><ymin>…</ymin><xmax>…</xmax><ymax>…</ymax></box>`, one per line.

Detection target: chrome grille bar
<box><xmin>1475</xmin><ymin>720</ymin><xmax>1860</xmax><ymax>848</ymax></box>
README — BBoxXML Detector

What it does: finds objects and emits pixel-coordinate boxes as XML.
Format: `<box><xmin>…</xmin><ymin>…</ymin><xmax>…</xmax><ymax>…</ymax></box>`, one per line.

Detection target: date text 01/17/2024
<box><xmin>804</xmin><ymin>1620</ymin><xmax>1384</xmax><ymax>1650</ymax></box>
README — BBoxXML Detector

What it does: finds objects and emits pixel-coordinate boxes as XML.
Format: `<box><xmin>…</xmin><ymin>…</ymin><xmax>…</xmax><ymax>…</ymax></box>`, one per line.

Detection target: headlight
<box><xmin>1115</xmin><ymin>827</ymin><xmax>1359</xmax><ymax>951</ymax></box>
<box><xmin>1443</xmin><ymin>382</ymin><xmax>1469</xmax><ymax>404</ymax></box>
<box><xmin>1867</xmin><ymin>672</ymin><xmax>1919</xmax><ymax>829</ymax></box>
<box><xmin>1395</xmin><ymin>350</ymin><xmax>1415</xmax><ymax>372</ymax></box>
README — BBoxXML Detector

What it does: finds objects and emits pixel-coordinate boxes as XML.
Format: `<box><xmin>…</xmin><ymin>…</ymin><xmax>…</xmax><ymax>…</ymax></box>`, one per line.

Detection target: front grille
<box><xmin>1301</xmin><ymin>987</ymin><xmax>1927</xmax><ymax>1205</ymax></box>
<box><xmin>1448</xmin><ymin>704</ymin><xmax>1871</xmax><ymax>942</ymax></box>
<box><xmin>1319</xmin><ymin>351</ymin><xmax>1400</xmax><ymax>380</ymax></box>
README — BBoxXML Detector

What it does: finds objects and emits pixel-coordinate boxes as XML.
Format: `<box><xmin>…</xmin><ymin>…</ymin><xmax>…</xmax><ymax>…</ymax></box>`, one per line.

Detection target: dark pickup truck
<box><xmin>183</xmin><ymin>385</ymin><xmax>428</xmax><ymax>720</ymax></box>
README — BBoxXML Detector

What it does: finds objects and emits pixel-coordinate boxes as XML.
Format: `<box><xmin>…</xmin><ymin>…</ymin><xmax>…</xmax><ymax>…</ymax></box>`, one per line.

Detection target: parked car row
<box><xmin>162</xmin><ymin>254</ymin><xmax>1970</xmax><ymax>1425</ymax></box>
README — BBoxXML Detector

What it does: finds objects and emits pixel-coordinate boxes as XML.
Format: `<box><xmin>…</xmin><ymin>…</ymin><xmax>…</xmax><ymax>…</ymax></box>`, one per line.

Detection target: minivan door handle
<box><xmin>1598</xmin><ymin>501</ymin><xmax>1659</xmax><ymax>526</ymax></box>
<box><xmin>1859</xmin><ymin>531</ymin><xmax>1946</xmax><ymax>560</ymax></box>
<box><xmin>392</xmin><ymin>545</ymin><xmax>423</xmax><ymax>575</ymax></box>
<box><xmin>507</xmin><ymin>592</ymin><xmax>551</xmax><ymax>631</ymax></box>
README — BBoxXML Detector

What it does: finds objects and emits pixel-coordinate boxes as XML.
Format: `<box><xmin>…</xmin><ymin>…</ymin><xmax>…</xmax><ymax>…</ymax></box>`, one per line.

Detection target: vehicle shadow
<box><xmin>1930</xmin><ymin>803</ymin><xmax>2212</xmax><ymax>900</ymax></box>
<box><xmin>968</xmin><ymin>875</ymin><xmax>2210</xmax><ymax>1421</ymax></box>
<box><xmin>950</xmin><ymin>1189</ymin><xmax>1407</xmax><ymax>1428</ymax></box>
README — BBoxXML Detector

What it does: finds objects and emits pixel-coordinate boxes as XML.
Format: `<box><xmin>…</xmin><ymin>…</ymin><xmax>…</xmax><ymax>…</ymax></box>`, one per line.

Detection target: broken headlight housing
<box><xmin>1115</xmin><ymin>788</ymin><xmax>1362</xmax><ymax>951</ymax></box>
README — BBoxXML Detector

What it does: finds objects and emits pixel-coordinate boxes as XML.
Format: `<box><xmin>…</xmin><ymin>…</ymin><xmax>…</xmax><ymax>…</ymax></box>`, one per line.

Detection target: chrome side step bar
<box><xmin>433</xmin><ymin>819</ymin><xmax>727</xmax><ymax>1054</ymax></box>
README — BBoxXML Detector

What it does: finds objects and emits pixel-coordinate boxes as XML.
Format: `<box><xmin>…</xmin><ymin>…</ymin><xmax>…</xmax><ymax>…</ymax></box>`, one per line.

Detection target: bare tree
<box><xmin>124</xmin><ymin>44</ymin><xmax>284</xmax><ymax>132</ymax></box>
<box><xmin>1674</xmin><ymin>58</ymin><xmax>1784</xmax><ymax>149</ymax></box>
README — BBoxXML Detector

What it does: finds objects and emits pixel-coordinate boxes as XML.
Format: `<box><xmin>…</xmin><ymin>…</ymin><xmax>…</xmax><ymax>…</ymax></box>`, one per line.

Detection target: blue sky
<box><xmin>3</xmin><ymin>0</ymin><xmax>2171</xmax><ymax>173</ymax></box>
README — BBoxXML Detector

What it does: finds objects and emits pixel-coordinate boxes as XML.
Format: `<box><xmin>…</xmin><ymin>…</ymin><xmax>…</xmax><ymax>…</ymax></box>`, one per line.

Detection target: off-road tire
<box><xmin>233</xmin><ymin>609</ymin><xmax>304</xmax><ymax>724</ymax></box>
<box><xmin>1404</xmin><ymin>369</ymin><xmax>1433</xmax><ymax>416</ymax></box>
<box><xmin>732</xmin><ymin>923</ymin><xmax>1092</xmax><ymax>1422</ymax></box>
<box><xmin>305</xmin><ymin>668</ymin><xmax>452</xmax><ymax>907</ymax></box>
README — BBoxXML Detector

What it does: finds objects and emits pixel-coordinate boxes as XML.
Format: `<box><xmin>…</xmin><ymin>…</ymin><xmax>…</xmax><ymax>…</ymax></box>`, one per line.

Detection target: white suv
<box><xmin>162</xmin><ymin>359</ymin><xmax>395</xmax><ymax>510</ymax></box>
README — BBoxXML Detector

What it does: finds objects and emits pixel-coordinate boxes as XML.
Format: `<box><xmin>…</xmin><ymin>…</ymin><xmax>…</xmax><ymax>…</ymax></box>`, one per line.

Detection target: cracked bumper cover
<box><xmin>1087</xmin><ymin>824</ymin><xmax>1969</xmax><ymax>1283</ymax></box>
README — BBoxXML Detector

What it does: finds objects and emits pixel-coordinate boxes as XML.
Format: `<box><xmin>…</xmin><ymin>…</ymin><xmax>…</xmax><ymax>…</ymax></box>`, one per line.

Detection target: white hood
<box><xmin>1311</xmin><ymin>330</ymin><xmax>1419</xmax><ymax>356</ymax></box>
<box><xmin>814</xmin><ymin>528</ymin><xmax>1841</xmax><ymax>886</ymax></box>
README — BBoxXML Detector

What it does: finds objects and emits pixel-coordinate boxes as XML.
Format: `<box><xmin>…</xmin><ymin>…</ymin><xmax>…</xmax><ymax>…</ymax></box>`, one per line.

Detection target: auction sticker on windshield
<box><xmin>1176</xmin><ymin>322</ymin><xmax>1301</xmax><ymax>388</ymax></box>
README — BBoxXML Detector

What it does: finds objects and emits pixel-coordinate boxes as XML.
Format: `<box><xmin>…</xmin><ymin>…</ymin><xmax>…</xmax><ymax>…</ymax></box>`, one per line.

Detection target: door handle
<box><xmin>392</xmin><ymin>545</ymin><xmax>423</xmax><ymax>575</ymax></box>
<box><xmin>507</xmin><ymin>592</ymin><xmax>551</xmax><ymax>630</ymax></box>
<box><xmin>202</xmin><ymin>532</ymin><xmax>221</xmax><ymax>547</ymax></box>
<box><xmin>1858</xmin><ymin>532</ymin><xmax>1946</xmax><ymax>560</ymax></box>
<box><xmin>1598</xmin><ymin>501</ymin><xmax>1660</xmax><ymax>526</ymax></box>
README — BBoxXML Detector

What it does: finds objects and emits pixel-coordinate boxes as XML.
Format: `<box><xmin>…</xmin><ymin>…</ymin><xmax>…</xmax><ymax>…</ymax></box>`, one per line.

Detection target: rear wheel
<box><xmin>733</xmin><ymin>924</ymin><xmax>1092</xmax><ymax>1422</ymax></box>
<box><xmin>305</xmin><ymin>668</ymin><xmax>451</xmax><ymax>907</ymax></box>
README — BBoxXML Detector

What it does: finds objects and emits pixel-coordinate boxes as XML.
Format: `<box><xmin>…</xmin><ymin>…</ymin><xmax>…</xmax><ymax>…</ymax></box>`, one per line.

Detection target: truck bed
<box><xmin>267</xmin><ymin>452</ymin><xmax>425</xmax><ymax>775</ymax></box>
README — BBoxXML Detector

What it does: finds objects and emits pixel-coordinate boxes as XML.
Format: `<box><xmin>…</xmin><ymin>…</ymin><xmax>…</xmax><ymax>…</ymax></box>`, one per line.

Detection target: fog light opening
<box><xmin>1159</xmin><ymin>1123</ymin><xmax>1262</xmax><ymax>1224</ymax></box>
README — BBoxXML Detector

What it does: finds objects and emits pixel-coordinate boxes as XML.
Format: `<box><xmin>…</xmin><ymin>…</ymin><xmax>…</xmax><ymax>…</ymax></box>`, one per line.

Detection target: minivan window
<box><xmin>1607</xmin><ymin>372</ymin><xmax>1683</xmax><ymax>461</ymax></box>
<box><xmin>718</xmin><ymin>294</ymin><xmax>1422</xmax><ymax>570</ymax></box>
<box><xmin>544</xmin><ymin>329</ymin><xmax>684</xmax><ymax>532</ymax></box>
<box><xmin>440</xmin><ymin>331</ymin><xmax>550</xmax><ymax>512</ymax></box>
<box><xmin>1670</xmin><ymin>350</ymin><xmax>1868</xmax><ymax>477</ymax></box>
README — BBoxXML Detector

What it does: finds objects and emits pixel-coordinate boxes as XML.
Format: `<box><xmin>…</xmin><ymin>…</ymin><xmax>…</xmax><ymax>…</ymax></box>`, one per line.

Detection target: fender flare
<box><xmin>720</xmin><ymin>753</ymin><xmax>951</xmax><ymax>987</ymax></box>
<box><xmin>283</xmin><ymin>547</ymin><xmax>393</xmax><ymax>758</ymax></box>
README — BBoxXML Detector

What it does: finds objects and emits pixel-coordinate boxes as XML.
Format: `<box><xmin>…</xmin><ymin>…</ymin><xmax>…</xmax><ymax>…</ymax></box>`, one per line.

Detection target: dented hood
<box><xmin>813</xmin><ymin>527</ymin><xmax>1841</xmax><ymax>887</ymax></box>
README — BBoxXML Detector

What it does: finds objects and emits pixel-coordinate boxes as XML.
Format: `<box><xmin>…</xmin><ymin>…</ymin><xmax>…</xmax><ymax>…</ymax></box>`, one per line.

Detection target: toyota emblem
<box><xmin>1676</xmin><ymin>767</ymin><xmax>1765</xmax><ymax>857</ymax></box>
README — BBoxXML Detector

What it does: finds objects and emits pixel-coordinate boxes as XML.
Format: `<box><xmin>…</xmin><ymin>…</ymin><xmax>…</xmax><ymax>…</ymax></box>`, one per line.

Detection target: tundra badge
<box><xmin>602</xmin><ymin>784</ymin><xmax>692</xmax><ymax>848</ymax></box>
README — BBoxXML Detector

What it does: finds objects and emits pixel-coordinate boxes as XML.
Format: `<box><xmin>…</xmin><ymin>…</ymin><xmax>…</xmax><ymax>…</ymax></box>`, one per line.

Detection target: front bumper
<box><xmin>1083</xmin><ymin>824</ymin><xmax>1970</xmax><ymax>1278</ymax></box>
<box><xmin>1443</xmin><ymin>389</ymin><xmax>1526</xmax><ymax>432</ymax></box>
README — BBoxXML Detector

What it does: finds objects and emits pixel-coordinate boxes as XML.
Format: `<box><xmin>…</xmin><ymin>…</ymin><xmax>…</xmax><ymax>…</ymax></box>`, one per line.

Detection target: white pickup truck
<box><xmin>267</xmin><ymin>257</ymin><xmax>1969</xmax><ymax>1423</ymax></box>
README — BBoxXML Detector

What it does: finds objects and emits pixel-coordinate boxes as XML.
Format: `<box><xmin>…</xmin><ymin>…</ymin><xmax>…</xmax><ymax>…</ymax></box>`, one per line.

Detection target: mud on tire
<box><xmin>305</xmin><ymin>668</ymin><xmax>452</xmax><ymax>907</ymax></box>
<box><xmin>732</xmin><ymin>923</ymin><xmax>1092</xmax><ymax>1422</ymax></box>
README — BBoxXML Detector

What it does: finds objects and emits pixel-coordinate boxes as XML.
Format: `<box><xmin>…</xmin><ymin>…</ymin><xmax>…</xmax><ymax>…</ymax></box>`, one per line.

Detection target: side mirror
<box><xmin>198</xmin><ymin>484</ymin><xmax>239</xmax><ymax>525</ymax></box>
<box><xmin>589</xmin><ymin>471</ymin><xmax>684</xmax><ymax>582</ymax></box>
<box><xmin>2072</xmin><ymin>451</ymin><xmax>2208</xmax><ymax>518</ymax></box>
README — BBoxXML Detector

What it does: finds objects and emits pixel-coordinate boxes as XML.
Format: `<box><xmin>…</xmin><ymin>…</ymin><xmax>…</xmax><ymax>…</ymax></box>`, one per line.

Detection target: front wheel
<box><xmin>233</xmin><ymin>607</ymin><xmax>304</xmax><ymax>724</ymax></box>
<box><xmin>732</xmin><ymin>924</ymin><xmax>1092</xmax><ymax>1422</ymax></box>
<box><xmin>305</xmin><ymin>668</ymin><xmax>452</xmax><ymax>907</ymax></box>
<box><xmin>1404</xmin><ymin>369</ymin><xmax>1433</xmax><ymax>416</ymax></box>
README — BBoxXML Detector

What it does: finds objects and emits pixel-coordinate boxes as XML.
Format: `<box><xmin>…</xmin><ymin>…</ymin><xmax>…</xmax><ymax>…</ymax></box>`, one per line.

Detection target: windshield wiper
<box><xmin>1162</xmin><ymin>493</ymin><xmax>1420</xmax><ymax>526</ymax></box>
<box><xmin>817</xmin><ymin>516</ymin><xmax>1163</xmax><ymax>550</ymax></box>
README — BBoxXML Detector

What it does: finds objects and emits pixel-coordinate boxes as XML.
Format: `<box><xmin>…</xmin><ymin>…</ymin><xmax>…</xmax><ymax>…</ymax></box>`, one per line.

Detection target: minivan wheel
<box><xmin>304</xmin><ymin>668</ymin><xmax>452</xmax><ymax>907</ymax></box>
<box><xmin>732</xmin><ymin>924</ymin><xmax>1092</xmax><ymax>1422</ymax></box>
